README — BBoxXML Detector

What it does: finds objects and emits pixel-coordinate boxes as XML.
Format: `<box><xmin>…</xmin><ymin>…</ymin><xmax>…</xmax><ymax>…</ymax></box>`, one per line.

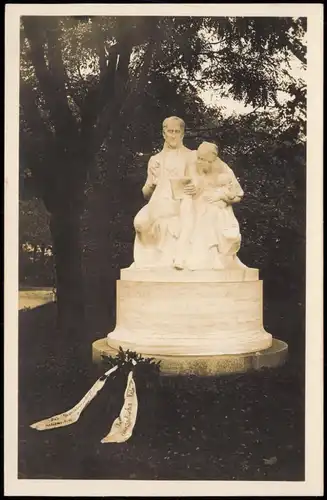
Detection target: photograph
<box><xmin>5</xmin><ymin>3</ymin><xmax>323</xmax><ymax>497</ymax></box>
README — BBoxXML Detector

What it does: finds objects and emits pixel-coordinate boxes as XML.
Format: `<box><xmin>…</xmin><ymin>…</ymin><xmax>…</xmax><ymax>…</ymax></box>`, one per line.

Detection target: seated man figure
<box><xmin>132</xmin><ymin>116</ymin><xmax>192</xmax><ymax>268</ymax></box>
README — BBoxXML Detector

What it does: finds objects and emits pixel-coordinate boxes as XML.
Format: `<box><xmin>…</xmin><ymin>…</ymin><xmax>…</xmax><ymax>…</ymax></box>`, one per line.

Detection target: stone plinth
<box><xmin>92</xmin><ymin>338</ymin><xmax>288</xmax><ymax>376</ymax></box>
<box><xmin>105</xmin><ymin>267</ymin><xmax>272</xmax><ymax>357</ymax></box>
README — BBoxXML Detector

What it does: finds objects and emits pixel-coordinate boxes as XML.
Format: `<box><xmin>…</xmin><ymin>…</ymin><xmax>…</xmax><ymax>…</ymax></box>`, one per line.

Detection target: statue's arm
<box><xmin>142</xmin><ymin>183</ymin><xmax>155</xmax><ymax>201</ymax></box>
<box><xmin>142</xmin><ymin>157</ymin><xmax>157</xmax><ymax>200</ymax></box>
<box><xmin>230</xmin><ymin>173</ymin><xmax>244</xmax><ymax>203</ymax></box>
<box><xmin>220</xmin><ymin>165</ymin><xmax>244</xmax><ymax>204</ymax></box>
<box><xmin>184</xmin><ymin>155</ymin><xmax>200</xmax><ymax>193</ymax></box>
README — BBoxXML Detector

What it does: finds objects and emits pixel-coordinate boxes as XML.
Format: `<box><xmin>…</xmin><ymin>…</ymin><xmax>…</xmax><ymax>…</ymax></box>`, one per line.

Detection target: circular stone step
<box><xmin>92</xmin><ymin>338</ymin><xmax>288</xmax><ymax>376</ymax></box>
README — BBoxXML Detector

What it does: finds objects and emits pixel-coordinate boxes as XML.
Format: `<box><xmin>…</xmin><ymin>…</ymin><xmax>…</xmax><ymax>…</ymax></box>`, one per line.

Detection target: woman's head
<box><xmin>196</xmin><ymin>142</ymin><xmax>218</xmax><ymax>173</ymax></box>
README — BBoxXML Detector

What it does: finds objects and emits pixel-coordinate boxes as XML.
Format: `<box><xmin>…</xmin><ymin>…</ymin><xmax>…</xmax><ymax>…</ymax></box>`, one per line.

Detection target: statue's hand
<box><xmin>230</xmin><ymin>195</ymin><xmax>242</xmax><ymax>203</ymax></box>
<box><xmin>216</xmin><ymin>199</ymin><xmax>228</xmax><ymax>208</ymax></box>
<box><xmin>203</xmin><ymin>194</ymin><xmax>227</xmax><ymax>207</ymax></box>
<box><xmin>183</xmin><ymin>182</ymin><xmax>197</xmax><ymax>196</ymax></box>
<box><xmin>203</xmin><ymin>194</ymin><xmax>217</xmax><ymax>203</ymax></box>
<box><xmin>149</xmin><ymin>160</ymin><xmax>160</xmax><ymax>185</ymax></box>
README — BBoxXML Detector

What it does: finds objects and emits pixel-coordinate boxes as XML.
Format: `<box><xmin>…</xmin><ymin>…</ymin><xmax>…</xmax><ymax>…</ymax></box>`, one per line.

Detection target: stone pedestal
<box><xmin>105</xmin><ymin>267</ymin><xmax>273</xmax><ymax>357</ymax></box>
<box><xmin>92</xmin><ymin>338</ymin><xmax>288</xmax><ymax>376</ymax></box>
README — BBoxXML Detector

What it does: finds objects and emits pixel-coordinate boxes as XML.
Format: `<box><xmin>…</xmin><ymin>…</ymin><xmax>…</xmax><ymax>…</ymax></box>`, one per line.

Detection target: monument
<box><xmin>92</xmin><ymin>116</ymin><xmax>288</xmax><ymax>375</ymax></box>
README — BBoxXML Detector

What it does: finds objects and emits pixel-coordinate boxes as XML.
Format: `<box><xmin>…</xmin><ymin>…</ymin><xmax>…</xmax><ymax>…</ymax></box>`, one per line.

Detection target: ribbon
<box><xmin>101</xmin><ymin>364</ymin><xmax>138</xmax><ymax>444</ymax></box>
<box><xmin>30</xmin><ymin>365</ymin><xmax>118</xmax><ymax>431</ymax></box>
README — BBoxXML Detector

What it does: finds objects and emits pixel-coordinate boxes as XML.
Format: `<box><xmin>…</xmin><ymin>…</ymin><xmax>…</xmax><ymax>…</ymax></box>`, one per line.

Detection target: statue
<box><xmin>131</xmin><ymin>116</ymin><xmax>193</xmax><ymax>269</ymax></box>
<box><xmin>96</xmin><ymin>116</ymin><xmax>277</xmax><ymax>367</ymax></box>
<box><xmin>131</xmin><ymin>122</ymin><xmax>246</xmax><ymax>271</ymax></box>
<box><xmin>174</xmin><ymin>141</ymin><xmax>247</xmax><ymax>271</ymax></box>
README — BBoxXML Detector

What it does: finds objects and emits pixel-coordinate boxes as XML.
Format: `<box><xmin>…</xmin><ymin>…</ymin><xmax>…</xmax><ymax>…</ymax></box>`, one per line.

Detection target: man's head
<box><xmin>196</xmin><ymin>142</ymin><xmax>218</xmax><ymax>173</ymax></box>
<box><xmin>162</xmin><ymin>116</ymin><xmax>185</xmax><ymax>149</ymax></box>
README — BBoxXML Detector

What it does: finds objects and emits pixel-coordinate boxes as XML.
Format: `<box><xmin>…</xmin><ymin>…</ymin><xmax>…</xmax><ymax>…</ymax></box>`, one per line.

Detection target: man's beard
<box><xmin>165</xmin><ymin>138</ymin><xmax>182</xmax><ymax>150</ymax></box>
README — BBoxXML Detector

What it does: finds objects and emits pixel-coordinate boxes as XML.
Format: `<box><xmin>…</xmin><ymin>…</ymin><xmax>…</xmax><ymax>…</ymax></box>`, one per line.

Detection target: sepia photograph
<box><xmin>5</xmin><ymin>3</ymin><xmax>323</xmax><ymax>497</ymax></box>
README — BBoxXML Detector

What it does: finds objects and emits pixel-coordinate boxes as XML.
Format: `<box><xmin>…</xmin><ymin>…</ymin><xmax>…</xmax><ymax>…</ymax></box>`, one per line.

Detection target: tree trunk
<box><xmin>33</xmin><ymin>244</ymin><xmax>38</xmax><ymax>264</ymax></box>
<box><xmin>40</xmin><ymin>243</ymin><xmax>46</xmax><ymax>266</ymax></box>
<box><xmin>50</xmin><ymin>206</ymin><xmax>85</xmax><ymax>335</ymax></box>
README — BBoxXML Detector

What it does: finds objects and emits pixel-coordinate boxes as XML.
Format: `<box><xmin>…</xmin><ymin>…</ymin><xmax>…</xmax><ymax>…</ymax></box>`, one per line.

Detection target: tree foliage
<box><xmin>19</xmin><ymin>197</ymin><xmax>51</xmax><ymax>248</ymax></box>
<box><xmin>19</xmin><ymin>15</ymin><xmax>307</xmax><ymax>327</ymax></box>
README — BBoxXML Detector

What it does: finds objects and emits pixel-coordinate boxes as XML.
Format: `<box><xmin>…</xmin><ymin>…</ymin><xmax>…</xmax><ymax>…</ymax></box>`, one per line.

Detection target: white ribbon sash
<box><xmin>30</xmin><ymin>365</ymin><xmax>118</xmax><ymax>431</ymax></box>
<box><xmin>101</xmin><ymin>371</ymin><xmax>138</xmax><ymax>443</ymax></box>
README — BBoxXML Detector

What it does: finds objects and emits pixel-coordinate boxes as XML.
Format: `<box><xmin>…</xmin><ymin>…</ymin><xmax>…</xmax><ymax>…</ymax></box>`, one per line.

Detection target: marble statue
<box><xmin>131</xmin><ymin>120</ymin><xmax>246</xmax><ymax>271</ymax></box>
<box><xmin>132</xmin><ymin>116</ymin><xmax>192</xmax><ymax>269</ymax></box>
<box><xmin>174</xmin><ymin>141</ymin><xmax>246</xmax><ymax>271</ymax></box>
<box><xmin>99</xmin><ymin>116</ymin><xmax>274</xmax><ymax>363</ymax></box>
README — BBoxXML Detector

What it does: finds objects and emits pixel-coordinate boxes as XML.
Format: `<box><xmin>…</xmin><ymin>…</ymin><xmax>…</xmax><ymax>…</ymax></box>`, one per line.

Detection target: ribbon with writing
<box><xmin>30</xmin><ymin>365</ymin><xmax>118</xmax><ymax>431</ymax></box>
<box><xmin>101</xmin><ymin>370</ymin><xmax>138</xmax><ymax>443</ymax></box>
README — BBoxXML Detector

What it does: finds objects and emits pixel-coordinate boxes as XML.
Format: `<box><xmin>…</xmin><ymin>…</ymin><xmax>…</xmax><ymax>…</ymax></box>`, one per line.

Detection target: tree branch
<box><xmin>20</xmin><ymin>81</ymin><xmax>55</xmax><ymax>146</ymax></box>
<box><xmin>121</xmin><ymin>36</ymin><xmax>156</xmax><ymax>115</ymax></box>
<box><xmin>22</xmin><ymin>17</ymin><xmax>78</xmax><ymax>149</ymax></box>
<box><xmin>44</xmin><ymin>25</ymin><xmax>83</xmax><ymax>113</ymax></box>
<box><xmin>92</xmin><ymin>18</ymin><xmax>107</xmax><ymax>79</ymax></box>
<box><xmin>20</xmin><ymin>126</ymin><xmax>49</xmax><ymax>200</ymax></box>
<box><xmin>79</xmin><ymin>44</ymin><xmax>119</xmax><ymax>157</ymax></box>
<box><xmin>286</xmin><ymin>40</ymin><xmax>307</xmax><ymax>66</ymax></box>
<box><xmin>77</xmin><ymin>64</ymin><xmax>85</xmax><ymax>82</ymax></box>
<box><xmin>92</xmin><ymin>37</ymin><xmax>133</xmax><ymax>155</ymax></box>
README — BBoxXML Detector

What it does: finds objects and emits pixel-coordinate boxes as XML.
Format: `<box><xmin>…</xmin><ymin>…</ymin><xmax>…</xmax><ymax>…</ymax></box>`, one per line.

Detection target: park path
<box><xmin>19</xmin><ymin>288</ymin><xmax>55</xmax><ymax>310</ymax></box>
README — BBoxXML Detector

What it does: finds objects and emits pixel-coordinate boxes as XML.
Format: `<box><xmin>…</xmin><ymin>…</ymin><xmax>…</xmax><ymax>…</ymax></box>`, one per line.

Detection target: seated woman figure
<box><xmin>173</xmin><ymin>141</ymin><xmax>247</xmax><ymax>271</ymax></box>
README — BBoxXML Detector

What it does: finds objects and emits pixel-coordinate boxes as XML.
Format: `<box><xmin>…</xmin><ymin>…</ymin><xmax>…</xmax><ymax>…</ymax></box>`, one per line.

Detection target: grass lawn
<box><xmin>18</xmin><ymin>293</ymin><xmax>305</xmax><ymax>481</ymax></box>
<box><xmin>19</xmin><ymin>289</ymin><xmax>55</xmax><ymax>311</ymax></box>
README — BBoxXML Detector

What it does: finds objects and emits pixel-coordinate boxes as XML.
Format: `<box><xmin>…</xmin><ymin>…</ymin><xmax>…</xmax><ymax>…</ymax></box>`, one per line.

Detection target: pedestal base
<box><xmin>92</xmin><ymin>337</ymin><xmax>288</xmax><ymax>376</ymax></box>
<box><xmin>106</xmin><ymin>267</ymin><xmax>272</xmax><ymax>356</ymax></box>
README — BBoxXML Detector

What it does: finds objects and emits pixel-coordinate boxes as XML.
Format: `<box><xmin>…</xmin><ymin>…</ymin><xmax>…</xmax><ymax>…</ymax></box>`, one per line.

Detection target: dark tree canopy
<box><xmin>19</xmin><ymin>16</ymin><xmax>306</xmax><ymax>331</ymax></box>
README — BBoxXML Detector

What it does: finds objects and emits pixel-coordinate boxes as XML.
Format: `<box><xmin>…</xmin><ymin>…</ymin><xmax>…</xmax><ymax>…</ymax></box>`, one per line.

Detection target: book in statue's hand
<box><xmin>170</xmin><ymin>177</ymin><xmax>192</xmax><ymax>200</ymax></box>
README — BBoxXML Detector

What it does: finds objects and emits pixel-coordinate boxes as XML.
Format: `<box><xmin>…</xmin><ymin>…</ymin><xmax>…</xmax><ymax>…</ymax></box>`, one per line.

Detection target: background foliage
<box><xmin>19</xmin><ymin>16</ymin><xmax>306</xmax><ymax>330</ymax></box>
<box><xmin>18</xmin><ymin>16</ymin><xmax>307</xmax><ymax>483</ymax></box>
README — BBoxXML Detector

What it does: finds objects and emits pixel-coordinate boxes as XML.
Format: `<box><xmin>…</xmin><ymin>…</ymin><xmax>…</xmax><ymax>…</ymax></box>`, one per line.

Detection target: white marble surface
<box><xmin>107</xmin><ymin>275</ymin><xmax>272</xmax><ymax>356</ymax></box>
<box><xmin>133</xmin><ymin>120</ymin><xmax>246</xmax><ymax>271</ymax></box>
<box><xmin>107</xmin><ymin>120</ymin><xmax>273</xmax><ymax>357</ymax></box>
<box><xmin>120</xmin><ymin>267</ymin><xmax>259</xmax><ymax>282</ymax></box>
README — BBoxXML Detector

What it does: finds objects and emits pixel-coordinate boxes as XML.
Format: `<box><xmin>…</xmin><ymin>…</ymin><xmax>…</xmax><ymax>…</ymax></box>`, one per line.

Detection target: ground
<box><xmin>18</xmin><ymin>291</ymin><xmax>305</xmax><ymax>481</ymax></box>
<box><xmin>19</xmin><ymin>287</ymin><xmax>55</xmax><ymax>310</ymax></box>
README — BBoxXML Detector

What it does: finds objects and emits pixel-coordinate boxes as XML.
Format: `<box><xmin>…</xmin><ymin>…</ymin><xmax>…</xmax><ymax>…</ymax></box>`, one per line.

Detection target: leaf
<box><xmin>263</xmin><ymin>456</ymin><xmax>278</xmax><ymax>465</ymax></box>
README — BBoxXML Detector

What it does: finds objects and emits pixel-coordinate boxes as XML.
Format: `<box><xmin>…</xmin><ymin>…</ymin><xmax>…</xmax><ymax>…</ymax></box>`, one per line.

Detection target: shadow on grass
<box><xmin>18</xmin><ymin>296</ymin><xmax>305</xmax><ymax>481</ymax></box>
